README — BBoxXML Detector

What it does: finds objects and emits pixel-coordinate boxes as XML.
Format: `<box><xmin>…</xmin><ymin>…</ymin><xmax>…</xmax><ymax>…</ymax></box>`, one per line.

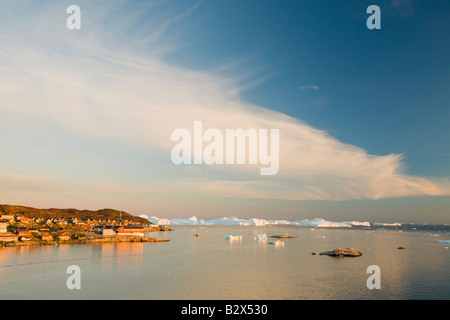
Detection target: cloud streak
<box><xmin>0</xmin><ymin>0</ymin><xmax>449</xmax><ymax>213</ymax></box>
<box><xmin>300</xmin><ymin>85</ymin><xmax>319</xmax><ymax>91</ymax></box>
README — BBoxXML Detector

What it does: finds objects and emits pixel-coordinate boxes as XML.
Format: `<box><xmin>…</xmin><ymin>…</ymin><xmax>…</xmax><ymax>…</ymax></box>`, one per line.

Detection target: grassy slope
<box><xmin>0</xmin><ymin>204</ymin><xmax>151</xmax><ymax>225</ymax></box>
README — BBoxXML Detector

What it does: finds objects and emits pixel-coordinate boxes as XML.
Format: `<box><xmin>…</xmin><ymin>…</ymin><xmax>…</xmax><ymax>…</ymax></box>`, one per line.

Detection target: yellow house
<box><xmin>58</xmin><ymin>234</ymin><xmax>71</xmax><ymax>241</ymax></box>
<box><xmin>41</xmin><ymin>233</ymin><xmax>53</xmax><ymax>241</ymax></box>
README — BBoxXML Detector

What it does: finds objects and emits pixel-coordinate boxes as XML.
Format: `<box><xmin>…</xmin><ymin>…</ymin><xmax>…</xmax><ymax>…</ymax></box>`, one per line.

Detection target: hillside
<box><xmin>0</xmin><ymin>204</ymin><xmax>151</xmax><ymax>225</ymax></box>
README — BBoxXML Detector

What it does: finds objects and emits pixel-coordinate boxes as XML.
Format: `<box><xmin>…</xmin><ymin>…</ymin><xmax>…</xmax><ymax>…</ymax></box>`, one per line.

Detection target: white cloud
<box><xmin>0</xmin><ymin>0</ymin><xmax>449</xmax><ymax>210</ymax></box>
<box><xmin>300</xmin><ymin>85</ymin><xmax>319</xmax><ymax>91</ymax></box>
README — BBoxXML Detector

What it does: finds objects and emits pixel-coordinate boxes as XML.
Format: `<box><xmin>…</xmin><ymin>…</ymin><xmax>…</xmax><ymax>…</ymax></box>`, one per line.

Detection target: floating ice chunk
<box><xmin>255</xmin><ymin>233</ymin><xmax>267</xmax><ymax>241</ymax></box>
<box><xmin>224</xmin><ymin>235</ymin><xmax>242</xmax><ymax>240</ymax></box>
<box><xmin>373</xmin><ymin>222</ymin><xmax>402</xmax><ymax>227</ymax></box>
<box><xmin>438</xmin><ymin>240</ymin><xmax>450</xmax><ymax>244</ymax></box>
<box><xmin>268</xmin><ymin>240</ymin><xmax>285</xmax><ymax>246</ymax></box>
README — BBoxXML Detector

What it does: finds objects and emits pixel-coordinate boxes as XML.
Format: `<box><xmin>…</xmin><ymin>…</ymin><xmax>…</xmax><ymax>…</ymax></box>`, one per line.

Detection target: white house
<box><xmin>0</xmin><ymin>222</ymin><xmax>7</xmax><ymax>233</ymax></box>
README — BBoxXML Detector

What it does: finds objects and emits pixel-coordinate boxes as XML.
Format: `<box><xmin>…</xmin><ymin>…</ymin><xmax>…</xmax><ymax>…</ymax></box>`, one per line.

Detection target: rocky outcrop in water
<box><xmin>269</xmin><ymin>234</ymin><xmax>296</xmax><ymax>239</ymax></box>
<box><xmin>319</xmin><ymin>248</ymin><xmax>362</xmax><ymax>257</ymax></box>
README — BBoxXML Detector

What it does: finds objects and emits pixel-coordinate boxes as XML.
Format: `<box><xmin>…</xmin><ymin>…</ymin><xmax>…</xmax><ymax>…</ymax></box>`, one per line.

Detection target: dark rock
<box><xmin>270</xmin><ymin>234</ymin><xmax>297</xmax><ymax>239</ymax></box>
<box><xmin>319</xmin><ymin>248</ymin><xmax>362</xmax><ymax>257</ymax></box>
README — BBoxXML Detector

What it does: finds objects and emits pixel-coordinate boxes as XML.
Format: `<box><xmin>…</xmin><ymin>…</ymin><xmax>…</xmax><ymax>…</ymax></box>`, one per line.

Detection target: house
<box><xmin>0</xmin><ymin>222</ymin><xmax>7</xmax><ymax>233</ymax></box>
<box><xmin>82</xmin><ymin>219</ymin><xmax>95</xmax><ymax>226</ymax></box>
<box><xmin>15</xmin><ymin>216</ymin><xmax>29</xmax><ymax>223</ymax></box>
<box><xmin>57</xmin><ymin>234</ymin><xmax>71</xmax><ymax>241</ymax></box>
<box><xmin>93</xmin><ymin>225</ymin><xmax>103</xmax><ymax>233</ymax></box>
<box><xmin>56</xmin><ymin>219</ymin><xmax>68</xmax><ymax>226</ymax></box>
<box><xmin>101</xmin><ymin>227</ymin><xmax>115</xmax><ymax>236</ymax></box>
<box><xmin>93</xmin><ymin>225</ymin><xmax>116</xmax><ymax>236</ymax></box>
<box><xmin>17</xmin><ymin>230</ymin><xmax>31</xmax><ymax>237</ymax></box>
<box><xmin>67</xmin><ymin>218</ymin><xmax>78</xmax><ymax>224</ymax></box>
<box><xmin>116</xmin><ymin>226</ymin><xmax>145</xmax><ymax>237</ymax></box>
<box><xmin>0</xmin><ymin>215</ymin><xmax>14</xmax><ymax>222</ymax></box>
<box><xmin>41</xmin><ymin>233</ymin><xmax>53</xmax><ymax>241</ymax></box>
<box><xmin>0</xmin><ymin>233</ymin><xmax>18</xmax><ymax>242</ymax></box>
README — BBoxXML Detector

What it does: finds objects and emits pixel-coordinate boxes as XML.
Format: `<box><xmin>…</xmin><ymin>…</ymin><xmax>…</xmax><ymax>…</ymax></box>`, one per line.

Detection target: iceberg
<box><xmin>255</xmin><ymin>233</ymin><xmax>267</xmax><ymax>241</ymax></box>
<box><xmin>343</xmin><ymin>221</ymin><xmax>371</xmax><ymax>227</ymax></box>
<box><xmin>207</xmin><ymin>217</ymin><xmax>248</xmax><ymax>226</ymax></box>
<box><xmin>265</xmin><ymin>219</ymin><xmax>293</xmax><ymax>225</ymax></box>
<box><xmin>146</xmin><ymin>216</ymin><xmax>171</xmax><ymax>225</ymax></box>
<box><xmin>247</xmin><ymin>218</ymin><xmax>269</xmax><ymax>226</ymax></box>
<box><xmin>268</xmin><ymin>240</ymin><xmax>285</xmax><ymax>246</ymax></box>
<box><xmin>373</xmin><ymin>222</ymin><xmax>402</xmax><ymax>227</ymax></box>
<box><xmin>206</xmin><ymin>217</ymin><xmax>268</xmax><ymax>226</ymax></box>
<box><xmin>140</xmin><ymin>216</ymin><xmax>380</xmax><ymax>228</ymax></box>
<box><xmin>292</xmin><ymin>218</ymin><xmax>352</xmax><ymax>228</ymax></box>
<box><xmin>224</xmin><ymin>235</ymin><xmax>242</xmax><ymax>240</ymax></box>
<box><xmin>170</xmin><ymin>216</ymin><xmax>207</xmax><ymax>225</ymax></box>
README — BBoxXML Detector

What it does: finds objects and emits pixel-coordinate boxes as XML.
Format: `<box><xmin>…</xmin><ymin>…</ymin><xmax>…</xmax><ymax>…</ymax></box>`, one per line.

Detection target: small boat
<box><xmin>195</xmin><ymin>233</ymin><xmax>200</xmax><ymax>237</ymax></box>
<box><xmin>224</xmin><ymin>235</ymin><xmax>242</xmax><ymax>240</ymax></box>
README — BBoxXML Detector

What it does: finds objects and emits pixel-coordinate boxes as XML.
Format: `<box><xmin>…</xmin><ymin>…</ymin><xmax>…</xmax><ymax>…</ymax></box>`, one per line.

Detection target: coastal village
<box><xmin>0</xmin><ymin>213</ymin><xmax>172</xmax><ymax>247</ymax></box>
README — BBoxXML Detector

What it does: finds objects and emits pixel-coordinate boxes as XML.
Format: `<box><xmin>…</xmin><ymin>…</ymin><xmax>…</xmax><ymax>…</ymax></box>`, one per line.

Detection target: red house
<box><xmin>116</xmin><ymin>226</ymin><xmax>144</xmax><ymax>237</ymax></box>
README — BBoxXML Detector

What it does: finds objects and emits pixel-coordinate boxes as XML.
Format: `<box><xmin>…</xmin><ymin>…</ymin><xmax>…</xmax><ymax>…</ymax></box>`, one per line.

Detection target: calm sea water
<box><xmin>0</xmin><ymin>225</ymin><xmax>449</xmax><ymax>300</ymax></box>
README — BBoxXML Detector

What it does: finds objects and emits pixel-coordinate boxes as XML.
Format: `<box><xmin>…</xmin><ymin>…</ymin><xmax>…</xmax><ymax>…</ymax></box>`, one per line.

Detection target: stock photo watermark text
<box><xmin>171</xmin><ymin>121</ymin><xmax>280</xmax><ymax>175</ymax></box>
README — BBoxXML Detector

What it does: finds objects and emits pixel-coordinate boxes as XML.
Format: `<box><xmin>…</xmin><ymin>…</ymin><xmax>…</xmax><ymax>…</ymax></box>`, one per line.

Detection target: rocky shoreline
<box><xmin>1</xmin><ymin>235</ymin><xmax>169</xmax><ymax>247</ymax></box>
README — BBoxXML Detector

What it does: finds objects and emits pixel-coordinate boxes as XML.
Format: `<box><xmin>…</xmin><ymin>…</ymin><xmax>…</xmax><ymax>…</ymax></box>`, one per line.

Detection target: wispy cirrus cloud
<box><xmin>300</xmin><ymin>85</ymin><xmax>319</xmax><ymax>91</ymax></box>
<box><xmin>0</xmin><ymin>0</ymin><xmax>449</xmax><ymax>215</ymax></box>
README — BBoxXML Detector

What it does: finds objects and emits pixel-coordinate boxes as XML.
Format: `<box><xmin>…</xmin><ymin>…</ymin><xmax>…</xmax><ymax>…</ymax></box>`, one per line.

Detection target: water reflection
<box><xmin>0</xmin><ymin>227</ymin><xmax>448</xmax><ymax>299</ymax></box>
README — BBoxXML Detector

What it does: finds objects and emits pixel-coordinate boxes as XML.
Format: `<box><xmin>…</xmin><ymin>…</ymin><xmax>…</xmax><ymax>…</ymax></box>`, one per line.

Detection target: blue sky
<box><xmin>0</xmin><ymin>0</ymin><xmax>449</xmax><ymax>223</ymax></box>
<box><xmin>162</xmin><ymin>0</ymin><xmax>450</xmax><ymax>177</ymax></box>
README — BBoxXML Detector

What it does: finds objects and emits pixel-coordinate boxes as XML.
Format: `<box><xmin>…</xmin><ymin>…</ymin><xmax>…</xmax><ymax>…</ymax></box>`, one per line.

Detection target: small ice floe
<box><xmin>438</xmin><ymin>240</ymin><xmax>450</xmax><ymax>244</ymax></box>
<box><xmin>224</xmin><ymin>235</ymin><xmax>242</xmax><ymax>240</ymax></box>
<box><xmin>255</xmin><ymin>233</ymin><xmax>267</xmax><ymax>241</ymax></box>
<box><xmin>267</xmin><ymin>240</ymin><xmax>285</xmax><ymax>246</ymax></box>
